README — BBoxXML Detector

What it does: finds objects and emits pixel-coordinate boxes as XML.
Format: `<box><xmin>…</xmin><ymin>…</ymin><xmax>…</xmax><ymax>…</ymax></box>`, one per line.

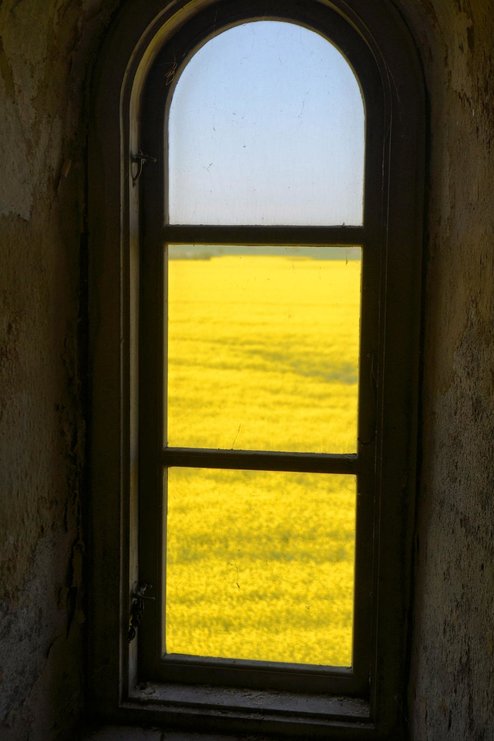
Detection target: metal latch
<box><xmin>131</xmin><ymin>151</ymin><xmax>157</xmax><ymax>185</ymax></box>
<box><xmin>128</xmin><ymin>581</ymin><xmax>155</xmax><ymax>642</ymax></box>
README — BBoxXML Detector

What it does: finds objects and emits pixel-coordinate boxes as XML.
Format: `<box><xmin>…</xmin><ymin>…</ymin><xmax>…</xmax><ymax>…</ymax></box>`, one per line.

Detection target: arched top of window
<box><xmin>90</xmin><ymin>1</ymin><xmax>425</xmax><ymax>736</ymax></box>
<box><xmin>168</xmin><ymin>20</ymin><xmax>365</xmax><ymax>225</ymax></box>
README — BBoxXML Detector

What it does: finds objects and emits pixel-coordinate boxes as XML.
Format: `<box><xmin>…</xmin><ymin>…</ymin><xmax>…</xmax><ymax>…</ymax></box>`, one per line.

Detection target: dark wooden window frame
<box><xmin>89</xmin><ymin>1</ymin><xmax>425</xmax><ymax>737</ymax></box>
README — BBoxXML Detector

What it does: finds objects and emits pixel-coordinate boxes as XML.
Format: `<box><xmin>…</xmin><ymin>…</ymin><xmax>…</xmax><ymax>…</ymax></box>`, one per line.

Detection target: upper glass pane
<box><xmin>168</xmin><ymin>21</ymin><xmax>365</xmax><ymax>225</ymax></box>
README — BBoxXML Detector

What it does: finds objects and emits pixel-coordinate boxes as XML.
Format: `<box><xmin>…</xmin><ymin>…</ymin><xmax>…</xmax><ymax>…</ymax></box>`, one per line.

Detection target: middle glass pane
<box><xmin>166</xmin><ymin>245</ymin><xmax>361</xmax><ymax>453</ymax></box>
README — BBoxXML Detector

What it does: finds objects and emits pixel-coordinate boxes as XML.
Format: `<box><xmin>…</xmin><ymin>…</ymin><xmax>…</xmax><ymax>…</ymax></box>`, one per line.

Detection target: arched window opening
<box><xmin>164</xmin><ymin>20</ymin><xmax>364</xmax><ymax>671</ymax></box>
<box><xmin>90</xmin><ymin>1</ymin><xmax>424</xmax><ymax>736</ymax></box>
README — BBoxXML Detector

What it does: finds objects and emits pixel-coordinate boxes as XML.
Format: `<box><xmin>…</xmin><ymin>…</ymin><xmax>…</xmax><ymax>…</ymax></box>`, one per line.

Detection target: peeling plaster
<box><xmin>396</xmin><ymin>1</ymin><xmax>494</xmax><ymax>738</ymax></box>
<box><xmin>0</xmin><ymin>0</ymin><xmax>119</xmax><ymax>738</ymax></box>
<box><xmin>1</xmin><ymin>1</ymin><xmax>494</xmax><ymax>739</ymax></box>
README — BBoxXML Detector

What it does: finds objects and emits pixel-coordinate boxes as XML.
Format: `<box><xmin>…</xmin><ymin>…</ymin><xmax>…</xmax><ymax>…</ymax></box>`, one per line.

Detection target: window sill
<box><xmin>83</xmin><ymin>726</ymin><xmax>262</xmax><ymax>739</ymax></box>
<box><xmin>119</xmin><ymin>683</ymin><xmax>373</xmax><ymax>738</ymax></box>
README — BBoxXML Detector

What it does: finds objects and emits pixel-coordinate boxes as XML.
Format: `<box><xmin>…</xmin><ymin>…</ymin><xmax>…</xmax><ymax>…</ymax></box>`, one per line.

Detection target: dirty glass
<box><xmin>168</xmin><ymin>21</ymin><xmax>365</xmax><ymax>225</ymax></box>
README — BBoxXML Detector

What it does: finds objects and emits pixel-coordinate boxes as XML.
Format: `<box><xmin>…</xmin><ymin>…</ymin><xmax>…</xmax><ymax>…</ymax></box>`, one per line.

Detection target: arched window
<box><xmin>90</xmin><ymin>1</ymin><xmax>424</xmax><ymax>736</ymax></box>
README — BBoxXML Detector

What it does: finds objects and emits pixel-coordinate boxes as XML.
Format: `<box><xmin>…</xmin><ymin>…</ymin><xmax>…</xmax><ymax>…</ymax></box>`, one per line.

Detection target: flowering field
<box><xmin>165</xmin><ymin>251</ymin><xmax>361</xmax><ymax>667</ymax></box>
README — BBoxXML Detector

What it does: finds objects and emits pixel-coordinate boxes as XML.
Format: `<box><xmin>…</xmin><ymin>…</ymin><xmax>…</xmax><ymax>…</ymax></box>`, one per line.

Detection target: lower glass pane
<box><xmin>165</xmin><ymin>468</ymin><xmax>356</xmax><ymax>667</ymax></box>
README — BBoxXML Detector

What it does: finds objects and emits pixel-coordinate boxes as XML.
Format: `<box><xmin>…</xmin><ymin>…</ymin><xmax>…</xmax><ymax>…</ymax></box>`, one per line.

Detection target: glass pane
<box><xmin>166</xmin><ymin>245</ymin><xmax>361</xmax><ymax>453</ymax></box>
<box><xmin>165</xmin><ymin>468</ymin><xmax>356</xmax><ymax>667</ymax></box>
<box><xmin>168</xmin><ymin>21</ymin><xmax>364</xmax><ymax>225</ymax></box>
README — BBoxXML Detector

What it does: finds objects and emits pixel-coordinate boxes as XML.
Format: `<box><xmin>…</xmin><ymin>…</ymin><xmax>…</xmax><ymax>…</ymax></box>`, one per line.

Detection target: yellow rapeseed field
<box><xmin>165</xmin><ymin>251</ymin><xmax>361</xmax><ymax>667</ymax></box>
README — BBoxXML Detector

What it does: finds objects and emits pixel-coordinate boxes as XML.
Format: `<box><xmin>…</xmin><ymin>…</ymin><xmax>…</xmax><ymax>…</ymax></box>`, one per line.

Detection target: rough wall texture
<box><xmin>0</xmin><ymin>2</ymin><xmax>119</xmax><ymax>739</ymax></box>
<box><xmin>1</xmin><ymin>0</ymin><xmax>494</xmax><ymax>740</ymax></box>
<box><xmin>398</xmin><ymin>1</ymin><xmax>494</xmax><ymax>738</ymax></box>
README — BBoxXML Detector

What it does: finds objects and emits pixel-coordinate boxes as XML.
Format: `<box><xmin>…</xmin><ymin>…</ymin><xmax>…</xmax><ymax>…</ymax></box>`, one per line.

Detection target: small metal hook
<box><xmin>131</xmin><ymin>151</ymin><xmax>157</xmax><ymax>185</ymax></box>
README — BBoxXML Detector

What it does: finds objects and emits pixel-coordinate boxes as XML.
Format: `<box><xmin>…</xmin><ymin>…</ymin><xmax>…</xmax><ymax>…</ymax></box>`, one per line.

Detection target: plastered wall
<box><xmin>397</xmin><ymin>0</ymin><xmax>494</xmax><ymax>738</ymax></box>
<box><xmin>0</xmin><ymin>2</ymin><xmax>119</xmax><ymax>739</ymax></box>
<box><xmin>0</xmin><ymin>1</ymin><xmax>493</xmax><ymax>739</ymax></box>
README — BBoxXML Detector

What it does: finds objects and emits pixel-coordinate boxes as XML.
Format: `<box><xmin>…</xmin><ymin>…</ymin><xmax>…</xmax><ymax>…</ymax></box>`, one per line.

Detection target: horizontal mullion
<box><xmin>162</xmin><ymin>224</ymin><xmax>365</xmax><ymax>246</ymax></box>
<box><xmin>162</xmin><ymin>447</ymin><xmax>358</xmax><ymax>475</ymax></box>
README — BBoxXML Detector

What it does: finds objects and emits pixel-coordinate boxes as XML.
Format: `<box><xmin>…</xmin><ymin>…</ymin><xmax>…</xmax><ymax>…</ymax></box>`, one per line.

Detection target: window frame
<box><xmin>89</xmin><ymin>1</ymin><xmax>425</xmax><ymax>737</ymax></box>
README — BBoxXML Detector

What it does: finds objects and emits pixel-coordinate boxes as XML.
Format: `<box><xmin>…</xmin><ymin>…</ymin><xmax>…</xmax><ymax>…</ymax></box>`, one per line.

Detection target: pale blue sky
<box><xmin>168</xmin><ymin>21</ymin><xmax>365</xmax><ymax>226</ymax></box>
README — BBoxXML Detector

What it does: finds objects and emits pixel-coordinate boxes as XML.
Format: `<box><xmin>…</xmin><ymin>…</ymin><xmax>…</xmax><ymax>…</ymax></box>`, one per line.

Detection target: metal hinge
<box><xmin>128</xmin><ymin>581</ymin><xmax>155</xmax><ymax>642</ymax></box>
<box><xmin>131</xmin><ymin>151</ymin><xmax>157</xmax><ymax>185</ymax></box>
